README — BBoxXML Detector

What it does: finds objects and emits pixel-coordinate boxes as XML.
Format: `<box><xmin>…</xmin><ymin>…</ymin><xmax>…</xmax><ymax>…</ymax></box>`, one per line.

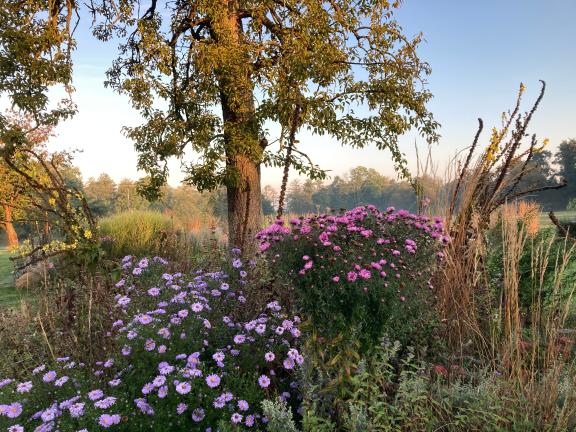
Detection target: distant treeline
<box><xmin>13</xmin><ymin>137</ymin><xmax>575</xmax><ymax>238</ymax></box>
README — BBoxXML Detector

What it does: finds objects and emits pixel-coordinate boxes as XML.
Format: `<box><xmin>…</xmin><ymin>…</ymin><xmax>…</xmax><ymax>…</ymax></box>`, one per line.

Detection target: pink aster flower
<box><xmin>347</xmin><ymin>271</ymin><xmax>358</xmax><ymax>282</ymax></box>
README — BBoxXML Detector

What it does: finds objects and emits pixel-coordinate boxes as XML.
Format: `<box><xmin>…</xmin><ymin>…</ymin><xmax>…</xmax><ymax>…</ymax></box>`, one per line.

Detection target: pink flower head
<box><xmin>347</xmin><ymin>271</ymin><xmax>358</xmax><ymax>282</ymax></box>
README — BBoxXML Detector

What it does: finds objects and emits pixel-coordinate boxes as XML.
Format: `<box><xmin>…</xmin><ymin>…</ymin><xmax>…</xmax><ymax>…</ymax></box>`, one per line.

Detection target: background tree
<box><xmin>89</xmin><ymin>0</ymin><xmax>438</xmax><ymax>252</ymax></box>
<box><xmin>83</xmin><ymin>174</ymin><xmax>117</xmax><ymax>217</ymax></box>
<box><xmin>0</xmin><ymin>113</ymin><xmax>54</xmax><ymax>246</ymax></box>
<box><xmin>116</xmin><ymin>178</ymin><xmax>150</xmax><ymax>213</ymax></box>
<box><xmin>554</xmin><ymin>139</ymin><xmax>576</xmax><ymax>209</ymax></box>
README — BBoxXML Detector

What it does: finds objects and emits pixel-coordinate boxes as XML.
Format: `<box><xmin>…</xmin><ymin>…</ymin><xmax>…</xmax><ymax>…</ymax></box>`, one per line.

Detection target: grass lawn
<box><xmin>0</xmin><ymin>247</ymin><xmax>20</xmax><ymax>308</ymax></box>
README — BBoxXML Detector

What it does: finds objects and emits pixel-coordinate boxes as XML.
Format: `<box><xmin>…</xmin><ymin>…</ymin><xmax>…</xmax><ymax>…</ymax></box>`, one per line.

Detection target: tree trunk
<box><xmin>226</xmin><ymin>155</ymin><xmax>262</xmax><ymax>254</ymax></box>
<box><xmin>3</xmin><ymin>204</ymin><xmax>19</xmax><ymax>247</ymax></box>
<box><xmin>216</xmin><ymin>4</ymin><xmax>263</xmax><ymax>254</ymax></box>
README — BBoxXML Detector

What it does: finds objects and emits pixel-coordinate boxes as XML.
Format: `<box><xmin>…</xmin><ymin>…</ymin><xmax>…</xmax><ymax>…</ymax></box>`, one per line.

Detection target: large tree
<box><xmin>1</xmin><ymin>0</ymin><xmax>437</xmax><ymax>252</ymax></box>
<box><xmin>87</xmin><ymin>0</ymin><xmax>437</xmax><ymax>252</ymax></box>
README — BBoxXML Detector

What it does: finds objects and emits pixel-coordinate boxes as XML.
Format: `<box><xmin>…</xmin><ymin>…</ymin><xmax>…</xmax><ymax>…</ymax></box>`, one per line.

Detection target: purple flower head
<box><xmin>99</xmin><ymin>413</ymin><xmax>121</xmax><ymax>428</ymax></box>
<box><xmin>206</xmin><ymin>374</ymin><xmax>221</xmax><ymax>388</ymax></box>
<box><xmin>43</xmin><ymin>370</ymin><xmax>57</xmax><ymax>382</ymax></box>
<box><xmin>192</xmin><ymin>408</ymin><xmax>206</xmax><ymax>422</ymax></box>
<box><xmin>232</xmin><ymin>258</ymin><xmax>243</xmax><ymax>268</ymax></box>
<box><xmin>16</xmin><ymin>381</ymin><xmax>33</xmax><ymax>393</ymax></box>
<box><xmin>88</xmin><ymin>389</ymin><xmax>104</xmax><ymax>400</ymax></box>
<box><xmin>176</xmin><ymin>381</ymin><xmax>191</xmax><ymax>394</ymax></box>
<box><xmin>258</xmin><ymin>374</ymin><xmax>271</xmax><ymax>388</ymax></box>
<box><xmin>264</xmin><ymin>352</ymin><xmax>275</xmax><ymax>362</ymax></box>
<box><xmin>177</xmin><ymin>403</ymin><xmax>188</xmax><ymax>415</ymax></box>
<box><xmin>231</xmin><ymin>413</ymin><xmax>243</xmax><ymax>424</ymax></box>
<box><xmin>69</xmin><ymin>403</ymin><xmax>85</xmax><ymax>418</ymax></box>
<box><xmin>95</xmin><ymin>397</ymin><xmax>117</xmax><ymax>409</ymax></box>
<box><xmin>238</xmin><ymin>400</ymin><xmax>249</xmax><ymax>411</ymax></box>
<box><xmin>213</xmin><ymin>351</ymin><xmax>225</xmax><ymax>362</ymax></box>
<box><xmin>347</xmin><ymin>271</ymin><xmax>358</xmax><ymax>282</ymax></box>
<box><xmin>5</xmin><ymin>402</ymin><xmax>23</xmax><ymax>418</ymax></box>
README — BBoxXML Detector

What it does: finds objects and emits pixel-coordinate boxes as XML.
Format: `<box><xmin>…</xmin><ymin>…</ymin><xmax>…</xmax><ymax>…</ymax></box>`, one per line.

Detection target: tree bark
<box><xmin>3</xmin><ymin>204</ymin><xmax>19</xmax><ymax>247</ymax></box>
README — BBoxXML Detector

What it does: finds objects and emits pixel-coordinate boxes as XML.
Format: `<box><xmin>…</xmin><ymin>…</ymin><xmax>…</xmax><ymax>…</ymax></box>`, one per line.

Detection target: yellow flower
<box><xmin>48</xmin><ymin>197</ymin><xmax>56</xmax><ymax>206</ymax></box>
<box><xmin>84</xmin><ymin>229</ymin><xmax>93</xmax><ymax>239</ymax></box>
<box><xmin>543</xmin><ymin>138</ymin><xmax>550</xmax><ymax>146</ymax></box>
<box><xmin>519</xmin><ymin>83</ymin><xmax>526</xmax><ymax>94</ymax></box>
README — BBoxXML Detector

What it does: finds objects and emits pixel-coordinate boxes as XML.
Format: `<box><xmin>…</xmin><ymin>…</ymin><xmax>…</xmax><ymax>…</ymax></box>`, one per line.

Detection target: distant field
<box><xmin>0</xmin><ymin>247</ymin><xmax>19</xmax><ymax>307</ymax></box>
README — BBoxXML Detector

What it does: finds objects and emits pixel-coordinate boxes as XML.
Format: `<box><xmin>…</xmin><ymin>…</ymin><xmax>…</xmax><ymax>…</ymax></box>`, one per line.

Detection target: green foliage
<box><xmin>98</xmin><ymin>210</ymin><xmax>172</xmax><ymax>258</ymax></box>
<box><xmin>262</xmin><ymin>399</ymin><xmax>299</xmax><ymax>432</ymax></box>
<box><xmin>0</xmin><ymin>0</ymin><xmax>76</xmax><ymax>131</ymax></box>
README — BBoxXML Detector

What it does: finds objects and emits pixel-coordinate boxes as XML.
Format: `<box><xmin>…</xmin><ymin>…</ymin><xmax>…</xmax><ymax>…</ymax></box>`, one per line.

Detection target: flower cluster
<box><xmin>0</xmin><ymin>253</ymin><xmax>302</xmax><ymax>431</ymax></box>
<box><xmin>257</xmin><ymin>205</ymin><xmax>448</xmax><ymax>349</ymax></box>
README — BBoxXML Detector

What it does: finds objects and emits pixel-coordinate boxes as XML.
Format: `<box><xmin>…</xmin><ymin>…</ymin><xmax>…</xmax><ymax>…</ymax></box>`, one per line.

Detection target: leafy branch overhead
<box><xmin>87</xmin><ymin>0</ymin><xmax>438</xmax><ymax>196</ymax></box>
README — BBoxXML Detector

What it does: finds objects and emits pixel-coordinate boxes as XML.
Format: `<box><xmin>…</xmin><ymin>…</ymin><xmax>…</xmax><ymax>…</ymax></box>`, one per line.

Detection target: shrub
<box><xmin>257</xmin><ymin>205</ymin><xmax>448</xmax><ymax>351</ymax></box>
<box><xmin>0</xmin><ymin>253</ymin><xmax>304</xmax><ymax>431</ymax></box>
<box><xmin>98</xmin><ymin>211</ymin><xmax>172</xmax><ymax>258</ymax></box>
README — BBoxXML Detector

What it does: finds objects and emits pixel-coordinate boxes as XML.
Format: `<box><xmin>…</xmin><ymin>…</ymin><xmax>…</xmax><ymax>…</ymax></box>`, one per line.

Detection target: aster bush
<box><xmin>0</xmin><ymin>252</ymin><xmax>304</xmax><ymax>431</ymax></box>
<box><xmin>257</xmin><ymin>205</ymin><xmax>448</xmax><ymax>351</ymax></box>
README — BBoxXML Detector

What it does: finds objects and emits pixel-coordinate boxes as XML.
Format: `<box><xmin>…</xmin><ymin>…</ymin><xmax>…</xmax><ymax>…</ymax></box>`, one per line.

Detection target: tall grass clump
<box><xmin>99</xmin><ymin>210</ymin><xmax>172</xmax><ymax>258</ymax></box>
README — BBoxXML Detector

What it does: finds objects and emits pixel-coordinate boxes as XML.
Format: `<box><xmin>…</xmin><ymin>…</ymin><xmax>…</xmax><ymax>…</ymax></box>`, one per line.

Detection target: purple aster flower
<box><xmin>40</xmin><ymin>408</ymin><xmax>58</xmax><ymax>423</ymax></box>
<box><xmin>238</xmin><ymin>400</ymin><xmax>249</xmax><ymax>411</ymax></box>
<box><xmin>158</xmin><ymin>386</ymin><xmax>168</xmax><ymax>398</ymax></box>
<box><xmin>245</xmin><ymin>415</ymin><xmax>255</xmax><ymax>427</ymax></box>
<box><xmin>145</xmin><ymin>339</ymin><xmax>156</xmax><ymax>351</ymax></box>
<box><xmin>177</xmin><ymin>403</ymin><xmax>188</xmax><ymax>415</ymax></box>
<box><xmin>43</xmin><ymin>370</ymin><xmax>57</xmax><ymax>382</ymax></box>
<box><xmin>69</xmin><ymin>402</ymin><xmax>85</xmax><ymax>418</ymax></box>
<box><xmin>135</xmin><ymin>398</ymin><xmax>155</xmax><ymax>415</ymax></box>
<box><xmin>255</xmin><ymin>323</ymin><xmax>266</xmax><ymax>334</ymax></box>
<box><xmin>88</xmin><ymin>389</ymin><xmax>104</xmax><ymax>400</ymax></box>
<box><xmin>231</xmin><ymin>413</ymin><xmax>243</xmax><ymax>424</ymax></box>
<box><xmin>5</xmin><ymin>402</ymin><xmax>23</xmax><ymax>418</ymax></box>
<box><xmin>176</xmin><ymin>381</ymin><xmax>191</xmax><ymax>394</ymax></box>
<box><xmin>258</xmin><ymin>374</ymin><xmax>271</xmax><ymax>388</ymax></box>
<box><xmin>138</xmin><ymin>314</ymin><xmax>153</xmax><ymax>325</ymax></box>
<box><xmin>148</xmin><ymin>287</ymin><xmax>160</xmax><ymax>296</ymax></box>
<box><xmin>206</xmin><ymin>374</ymin><xmax>221</xmax><ymax>388</ymax></box>
<box><xmin>234</xmin><ymin>334</ymin><xmax>246</xmax><ymax>344</ymax></box>
<box><xmin>8</xmin><ymin>425</ymin><xmax>24</xmax><ymax>432</ymax></box>
<box><xmin>54</xmin><ymin>376</ymin><xmax>69</xmax><ymax>386</ymax></box>
<box><xmin>95</xmin><ymin>397</ymin><xmax>116</xmax><ymax>409</ymax></box>
<box><xmin>117</xmin><ymin>295</ymin><xmax>130</xmax><ymax>306</ymax></box>
<box><xmin>98</xmin><ymin>413</ymin><xmax>121</xmax><ymax>428</ymax></box>
<box><xmin>232</xmin><ymin>258</ymin><xmax>242</xmax><ymax>268</ymax></box>
<box><xmin>191</xmin><ymin>302</ymin><xmax>204</xmax><ymax>312</ymax></box>
<box><xmin>283</xmin><ymin>356</ymin><xmax>296</xmax><ymax>369</ymax></box>
<box><xmin>212</xmin><ymin>351</ymin><xmax>225</xmax><ymax>362</ymax></box>
<box><xmin>16</xmin><ymin>381</ymin><xmax>33</xmax><ymax>393</ymax></box>
<box><xmin>142</xmin><ymin>383</ymin><xmax>154</xmax><ymax>394</ymax></box>
<box><xmin>32</xmin><ymin>364</ymin><xmax>46</xmax><ymax>374</ymax></box>
<box><xmin>264</xmin><ymin>352</ymin><xmax>275</xmax><ymax>362</ymax></box>
<box><xmin>192</xmin><ymin>408</ymin><xmax>206</xmax><ymax>422</ymax></box>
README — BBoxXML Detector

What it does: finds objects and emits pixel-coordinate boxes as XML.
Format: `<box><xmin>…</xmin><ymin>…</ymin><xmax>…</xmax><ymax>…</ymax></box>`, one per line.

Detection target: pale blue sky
<box><xmin>47</xmin><ymin>0</ymin><xmax>576</xmax><ymax>188</ymax></box>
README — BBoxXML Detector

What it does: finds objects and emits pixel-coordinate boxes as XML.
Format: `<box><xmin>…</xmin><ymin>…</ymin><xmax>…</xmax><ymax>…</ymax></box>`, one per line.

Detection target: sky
<box><xmin>45</xmin><ymin>0</ymin><xmax>576</xmax><ymax>189</ymax></box>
